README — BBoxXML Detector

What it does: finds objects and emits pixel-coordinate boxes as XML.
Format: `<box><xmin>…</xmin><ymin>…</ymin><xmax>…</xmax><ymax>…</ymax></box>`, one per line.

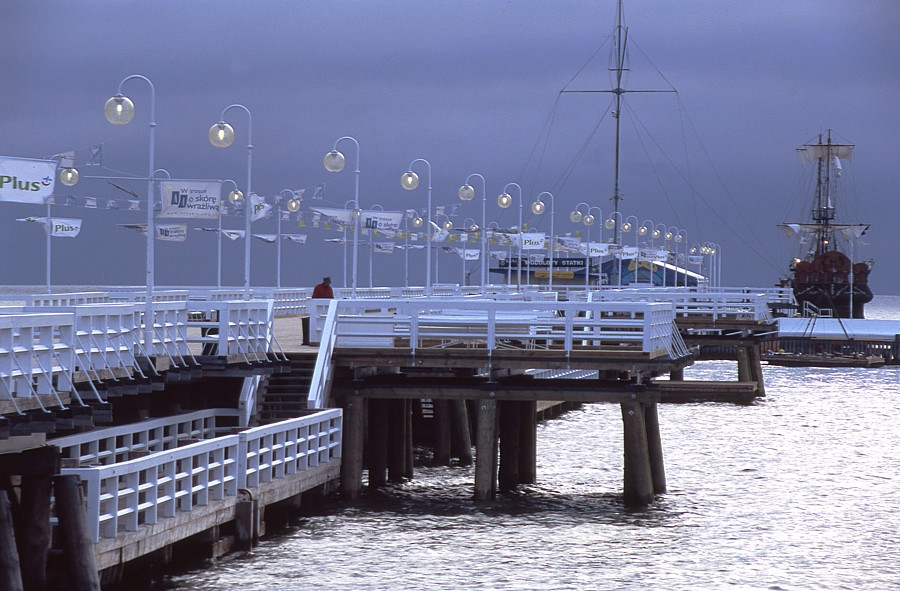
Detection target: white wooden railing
<box><xmin>306</xmin><ymin>298</ymin><xmax>686</xmax><ymax>408</ymax></box>
<box><xmin>52</xmin><ymin>408</ymin><xmax>239</xmax><ymax>466</ymax></box>
<box><xmin>0</xmin><ymin>313</ymin><xmax>75</xmax><ymax>411</ymax></box>
<box><xmin>185</xmin><ymin>300</ymin><xmax>277</xmax><ymax>361</ymax></box>
<box><xmin>589</xmin><ymin>289</ymin><xmax>774</xmax><ymax>323</ymax></box>
<box><xmin>59</xmin><ymin>408</ymin><xmax>342</xmax><ymax>543</ymax></box>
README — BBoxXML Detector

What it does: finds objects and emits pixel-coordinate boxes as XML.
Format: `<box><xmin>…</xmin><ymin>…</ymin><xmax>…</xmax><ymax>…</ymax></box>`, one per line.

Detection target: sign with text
<box><xmin>0</xmin><ymin>156</ymin><xmax>56</xmax><ymax>204</ymax></box>
<box><xmin>159</xmin><ymin>180</ymin><xmax>221</xmax><ymax>219</ymax></box>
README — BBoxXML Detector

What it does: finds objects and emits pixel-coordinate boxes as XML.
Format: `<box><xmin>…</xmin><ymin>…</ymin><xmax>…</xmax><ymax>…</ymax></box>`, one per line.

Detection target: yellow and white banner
<box><xmin>159</xmin><ymin>180</ymin><xmax>221</xmax><ymax>219</ymax></box>
<box><xmin>0</xmin><ymin>156</ymin><xmax>57</xmax><ymax>204</ymax></box>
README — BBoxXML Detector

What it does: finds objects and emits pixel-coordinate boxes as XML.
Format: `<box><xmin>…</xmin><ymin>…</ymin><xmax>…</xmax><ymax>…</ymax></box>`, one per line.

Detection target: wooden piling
<box><xmin>498</xmin><ymin>401</ymin><xmax>521</xmax><ymax>492</ymax></box>
<box><xmin>404</xmin><ymin>399</ymin><xmax>414</xmax><ymax>480</ymax></box>
<box><xmin>367</xmin><ymin>398</ymin><xmax>388</xmax><ymax>488</ymax></box>
<box><xmin>747</xmin><ymin>344</ymin><xmax>766</xmax><ymax>397</ymax></box>
<box><xmin>234</xmin><ymin>499</ymin><xmax>259</xmax><ymax>551</ymax></box>
<box><xmin>340</xmin><ymin>396</ymin><xmax>366</xmax><ymax>500</ymax></box>
<box><xmin>643</xmin><ymin>402</ymin><xmax>667</xmax><ymax>494</ymax></box>
<box><xmin>450</xmin><ymin>399</ymin><xmax>473</xmax><ymax>466</ymax></box>
<box><xmin>53</xmin><ymin>474</ymin><xmax>101</xmax><ymax>591</ymax></box>
<box><xmin>432</xmin><ymin>399</ymin><xmax>451</xmax><ymax>465</ymax></box>
<box><xmin>388</xmin><ymin>399</ymin><xmax>407</xmax><ymax>482</ymax></box>
<box><xmin>17</xmin><ymin>475</ymin><xmax>52</xmax><ymax>591</ymax></box>
<box><xmin>474</xmin><ymin>398</ymin><xmax>498</xmax><ymax>501</ymax></box>
<box><xmin>620</xmin><ymin>402</ymin><xmax>654</xmax><ymax>507</ymax></box>
<box><xmin>670</xmin><ymin>367</ymin><xmax>684</xmax><ymax>381</ymax></box>
<box><xmin>737</xmin><ymin>346</ymin><xmax>752</xmax><ymax>382</ymax></box>
<box><xmin>518</xmin><ymin>400</ymin><xmax>537</xmax><ymax>485</ymax></box>
<box><xmin>0</xmin><ymin>490</ymin><xmax>24</xmax><ymax>591</ymax></box>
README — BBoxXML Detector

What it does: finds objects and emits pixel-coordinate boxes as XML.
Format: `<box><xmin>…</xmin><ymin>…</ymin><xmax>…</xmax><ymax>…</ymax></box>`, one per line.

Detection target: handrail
<box><xmin>59</xmin><ymin>408</ymin><xmax>342</xmax><ymax>543</ymax></box>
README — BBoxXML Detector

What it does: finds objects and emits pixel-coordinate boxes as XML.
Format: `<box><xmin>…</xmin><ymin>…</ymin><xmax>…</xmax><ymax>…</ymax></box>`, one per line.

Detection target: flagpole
<box><xmin>45</xmin><ymin>201</ymin><xmax>51</xmax><ymax>294</ymax></box>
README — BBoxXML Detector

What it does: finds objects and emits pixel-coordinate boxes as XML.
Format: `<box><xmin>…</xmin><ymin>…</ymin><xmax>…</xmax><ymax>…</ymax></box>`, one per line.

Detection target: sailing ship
<box><xmin>779</xmin><ymin>130</ymin><xmax>873</xmax><ymax>318</ymax></box>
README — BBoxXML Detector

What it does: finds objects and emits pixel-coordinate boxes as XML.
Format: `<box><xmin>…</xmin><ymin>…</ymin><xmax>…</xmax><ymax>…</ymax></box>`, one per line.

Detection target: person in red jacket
<box><xmin>312</xmin><ymin>276</ymin><xmax>334</xmax><ymax>299</ymax></box>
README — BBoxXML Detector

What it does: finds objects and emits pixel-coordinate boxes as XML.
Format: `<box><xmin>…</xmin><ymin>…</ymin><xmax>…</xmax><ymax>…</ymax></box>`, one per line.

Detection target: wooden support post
<box><xmin>340</xmin><ymin>396</ymin><xmax>366</xmax><ymax>501</ymax></box>
<box><xmin>643</xmin><ymin>402</ymin><xmax>667</xmax><ymax>494</ymax></box>
<box><xmin>737</xmin><ymin>346</ymin><xmax>752</xmax><ymax>382</ymax></box>
<box><xmin>0</xmin><ymin>490</ymin><xmax>24</xmax><ymax>591</ymax></box>
<box><xmin>620</xmin><ymin>401</ymin><xmax>654</xmax><ymax>507</ymax></box>
<box><xmin>388</xmin><ymin>399</ymin><xmax>406</xmax><ymax>482</ymax></box>
<box><xmin>498</xmin><ymin>401</ymin><xmax>521</xmax><ymax>492</ymax></box>
<box><xmin>367</xmin><ymin>398</ymin><xmax>388</xmax><ymax>488</ymax></box>
<box><xmin>432</xmin><ymin>399</ymin><xmax>451</xmax><ymax>465</ymax></box>
<box><xmin>235</xmin><ymin>499</ymin><xmax>259</xmax><ymax>551</ymax></box>
<box><xmin>404</xmin><ymin>399</ymin><xmax>414</xmax><ymax>480</ymax></box>
<box><xmin>670</xmin><ymin>367</ymin><xmax>684</xmax><ymax>381</ymax></box>
<box><xmin>518</xmin><ymin>400</ymin><xmax>537</xmax><ymax>485</ymax></box>
<box><xmin>17</xmin><ymin>475</ymin><xmax>52</xmax><ymax>591</ymax></box>
<box><xmin>450</xmin><ymin>399</ymin><xmax>473</xmax><ymax>466</ymax></box>
<box><xmin>474</xmin><ymin>398</ymin><xmax>498</xmax><ymax>501</ymax></box>
<box><xmin>747</xmin><ymin>344</ymin><xmax>766</xmax><ymax>397</ymax></box>
<box><xmin>53</xmin><ymin>475</ymin><xmax>101</xmax><ymax>591</ymax></box>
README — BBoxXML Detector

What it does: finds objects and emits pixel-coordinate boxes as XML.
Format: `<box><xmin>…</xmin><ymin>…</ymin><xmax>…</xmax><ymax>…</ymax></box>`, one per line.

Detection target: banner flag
<box><xmin>252</xmin><ymin>234</ymin><xmax>278</xmax><ymax>243</ymax></box>
<box><xmin>435</xmin><ymin>205</ymin><xmax>445</xmax><ymax>216</ymax></box>
<box><xmin>0</xmin><ymin>156</ymin><xmax>57</xmax><ymax>204</ymax></box>
<box><xmin>312</xmin><ymin>183</ymin><xmax>325</xmax><ymax>199</ymax></box>
<box><xmin>16</xmin><ymin>216</ymin><xmax>82</xmax><ymax>237</ymax></box>
<box><xmin>128</xmin><ymin>200</ymin><xmax>140</xmax><ymax>210</ymax></box>
<box><xmin>374</xmin><ymin>242</ymin><xmax>395</xmax><ymax>254</ymax></box>
<box><xmin>84</xmin><ymin>197</ymin><xmax>97</xmax><ymax>208</ymax></box>
<box><xmin>222</xmin><ymin>229</ymin><xmax>245</xmax><ymax>240</ymax></box>
<box><xmin>88</xmin><ymin>143</ymin><xmax>102</xmax><ymax>166</ymax></box>
<box><xmin>249</xmin><ymin>193</ymin><xmax>271</xmax><ymax>222</ymax></box>
<box><xmin>120</xmin><ymin>223</ymin><xmax>148</xmax><ymax>236</ymax></box>
<box><xmin>397</xmin><ymin>243</ymin><xmax>424</xmax><ymax>250</ymax></box>
<box><xmin>58</xmin><ymin>152</ymin><xmax>76</xmax><ymax>168</ymax></box>
<box><xmin>324</xmin><ymin>237</ymin><xmax>345</xmax><ymax>244</ymax></box>
<box><xmin>620</xmin><ymin>246</ymin><xmax>639</xmax><ymax>259</ymax></box>
<box><xmin>453</xmin><ymin>248</ymin><xmax>480</xmax><ymax>261</ymax></box>
<box><xmin>159</xmin><ymin>180</ymin><xmax>221</xmax><ymax>219</ymax></box>
<box><xmin>360</xmin><ymin>209</ymin><xmax>403</xmax><ymax>232</ymax></box>
<box><xmin>520</xmin><ymin>232</ymin><xmax>546</xmax><ymax>250</ymax></box>
<box><xmin>688</xmin><ymin>255</ymin><xmax>704</xmax><ymax>265</ymax></box>
<box><xmin>309</xmin><ymin>206</ymin><xmax>352</xmax><ymax>226</ymax></box>
<box><xmin>491</xmin><ymin>250</ymin><xmax>508</xmax><ymax>260</ymax></box>
<box><xmin>431</xmin><ymin>225</ymin><xmax>449</xmax><ymax>243</ymax></box>
<box><xmin>156</xmin><ymin>224</ymin><xmax>187</xmax><ymax>241</ymax></box>
<box><xmin>283</xmin><ymin>234</ymin><xmax>307</xmax><ymax>244</ymax></box>
<box><xmin>49</xmin><ymin>217</ymin><xmax>82</xmax><ymax>237</ymax></box>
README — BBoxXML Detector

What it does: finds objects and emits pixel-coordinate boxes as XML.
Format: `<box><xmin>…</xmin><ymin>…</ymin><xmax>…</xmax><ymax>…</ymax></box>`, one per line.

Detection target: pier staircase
<box><xmin>257</xmin><ymin>352</ymin><xmax>317</xmax><ymax>423</ymax></box>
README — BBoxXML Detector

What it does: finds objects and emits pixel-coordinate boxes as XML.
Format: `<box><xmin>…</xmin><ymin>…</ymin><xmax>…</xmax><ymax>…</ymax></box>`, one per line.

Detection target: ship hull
<box><xmin>793</xmin><ymin>282</ymin><xmax>873</xmax><ymax>319</ymax></box>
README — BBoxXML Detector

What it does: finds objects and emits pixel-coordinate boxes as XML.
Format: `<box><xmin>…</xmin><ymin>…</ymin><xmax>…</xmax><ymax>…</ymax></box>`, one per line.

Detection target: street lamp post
<box><xmin>459</xmin><ymin>173</ymin><xmax>487</xmax><ymax>293</ymax></box>
<box><xmin>498</xmin><ymin>183</ymin><xmax>524</xmax><ymax>288</ymax></box>
<box><xmin>570</xmin><ymin>203</ymin><xmax>603</xmax><ymax>291</ymax></box>
<box><xmin>366</xmin><ymin>203</ymin><xmax>385</xmax><ymax>288</ymax></box>
<box><xmin>324</xmin><ymin>136</ymin><xmax>360</xmax><ymax>296</ymax></box>
<box><xmin>104</xmin><ymin>74</ymin><xmax>156</xmax><ymax>350</ymax></box>
<box><xmin>605</xmin><ymin>212</ymin><xmax>625</xmax><ymax>287</ymax></box>
<box><xmin>531</xmin><ymin>192</ymin><xmax>555</xmax><ymax>291</ymax></box>
<box><xmin>209</xmin><ymin>104</ymin><xmax>253</xmax><ymax>299</ymax></box>
<box><xmin>278</xmin><ymin>189</ymin><xmax>303</xmax><ymax>288</ymax></box>
<box><xmin>218</xmin><ymin>180</ymin><xmax>243</xmax><ymax>289</ymax></box>
<box><xmin>401</xmin><ymin>159</ymin><xmax>432</xmax><ymax>295</ymax></box>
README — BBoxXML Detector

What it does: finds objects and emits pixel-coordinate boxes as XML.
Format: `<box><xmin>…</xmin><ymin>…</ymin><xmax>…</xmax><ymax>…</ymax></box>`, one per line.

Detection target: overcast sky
<box><xmin>3</xmin><ymin>0</ymin><xmax>899</xmax><ymax>294</ymax></box>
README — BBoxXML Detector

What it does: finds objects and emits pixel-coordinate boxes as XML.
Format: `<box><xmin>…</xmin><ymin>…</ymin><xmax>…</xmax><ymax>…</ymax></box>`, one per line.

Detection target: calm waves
<box><xmin>152</xmin><ymin>296</ymin><xmax>900</xmax><ymax>590</ymax></box>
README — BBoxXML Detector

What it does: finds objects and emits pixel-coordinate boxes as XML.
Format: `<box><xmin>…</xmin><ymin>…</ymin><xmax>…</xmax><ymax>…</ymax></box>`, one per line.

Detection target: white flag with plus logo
<box><xmin>17</xmin><ymin>216</ymin><xmax>82</xmax><ymax>237</ymax></box>
<box><xmin>0</xmin><ymin>156</ymin><xmax>56</xmax><ymax>204</ymax></box>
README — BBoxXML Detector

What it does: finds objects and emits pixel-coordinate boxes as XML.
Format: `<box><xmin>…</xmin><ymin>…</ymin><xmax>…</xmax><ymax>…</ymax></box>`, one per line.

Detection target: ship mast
<box><xmin>812</xmin><ymin>130</ymin><xmax>836</xmax><ymax>257</ymax></box>
<box><xmin>560</xmin><ymin>0</ymin><xmax>675</xmax><ymax>243</ymax></box>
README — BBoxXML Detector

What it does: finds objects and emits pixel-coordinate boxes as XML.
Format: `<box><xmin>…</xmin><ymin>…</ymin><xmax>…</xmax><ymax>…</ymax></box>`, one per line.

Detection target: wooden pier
<box><xmin>0</xmin><ymin>285</ymin><xmax>781</xmax><ymax>589</ymax></box>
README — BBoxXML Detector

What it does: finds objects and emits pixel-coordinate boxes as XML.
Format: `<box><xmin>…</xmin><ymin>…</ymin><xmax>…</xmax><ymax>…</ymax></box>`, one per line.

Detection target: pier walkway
<box><xmin>0</xmin><ymin>283</ymin><xmax>784</xmax><ymax>587</ymax></box>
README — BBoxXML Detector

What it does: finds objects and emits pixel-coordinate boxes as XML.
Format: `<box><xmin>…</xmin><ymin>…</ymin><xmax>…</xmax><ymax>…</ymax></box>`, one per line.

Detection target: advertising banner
<box><xmin>159</xmin><ymin>180</ymin><xmax>221</xmax><ymax>219</ymax></box>
<box><xmin>0</xmin><ymin>156</ymin><xmax>56</xmax><ymax>204</ymax></box>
